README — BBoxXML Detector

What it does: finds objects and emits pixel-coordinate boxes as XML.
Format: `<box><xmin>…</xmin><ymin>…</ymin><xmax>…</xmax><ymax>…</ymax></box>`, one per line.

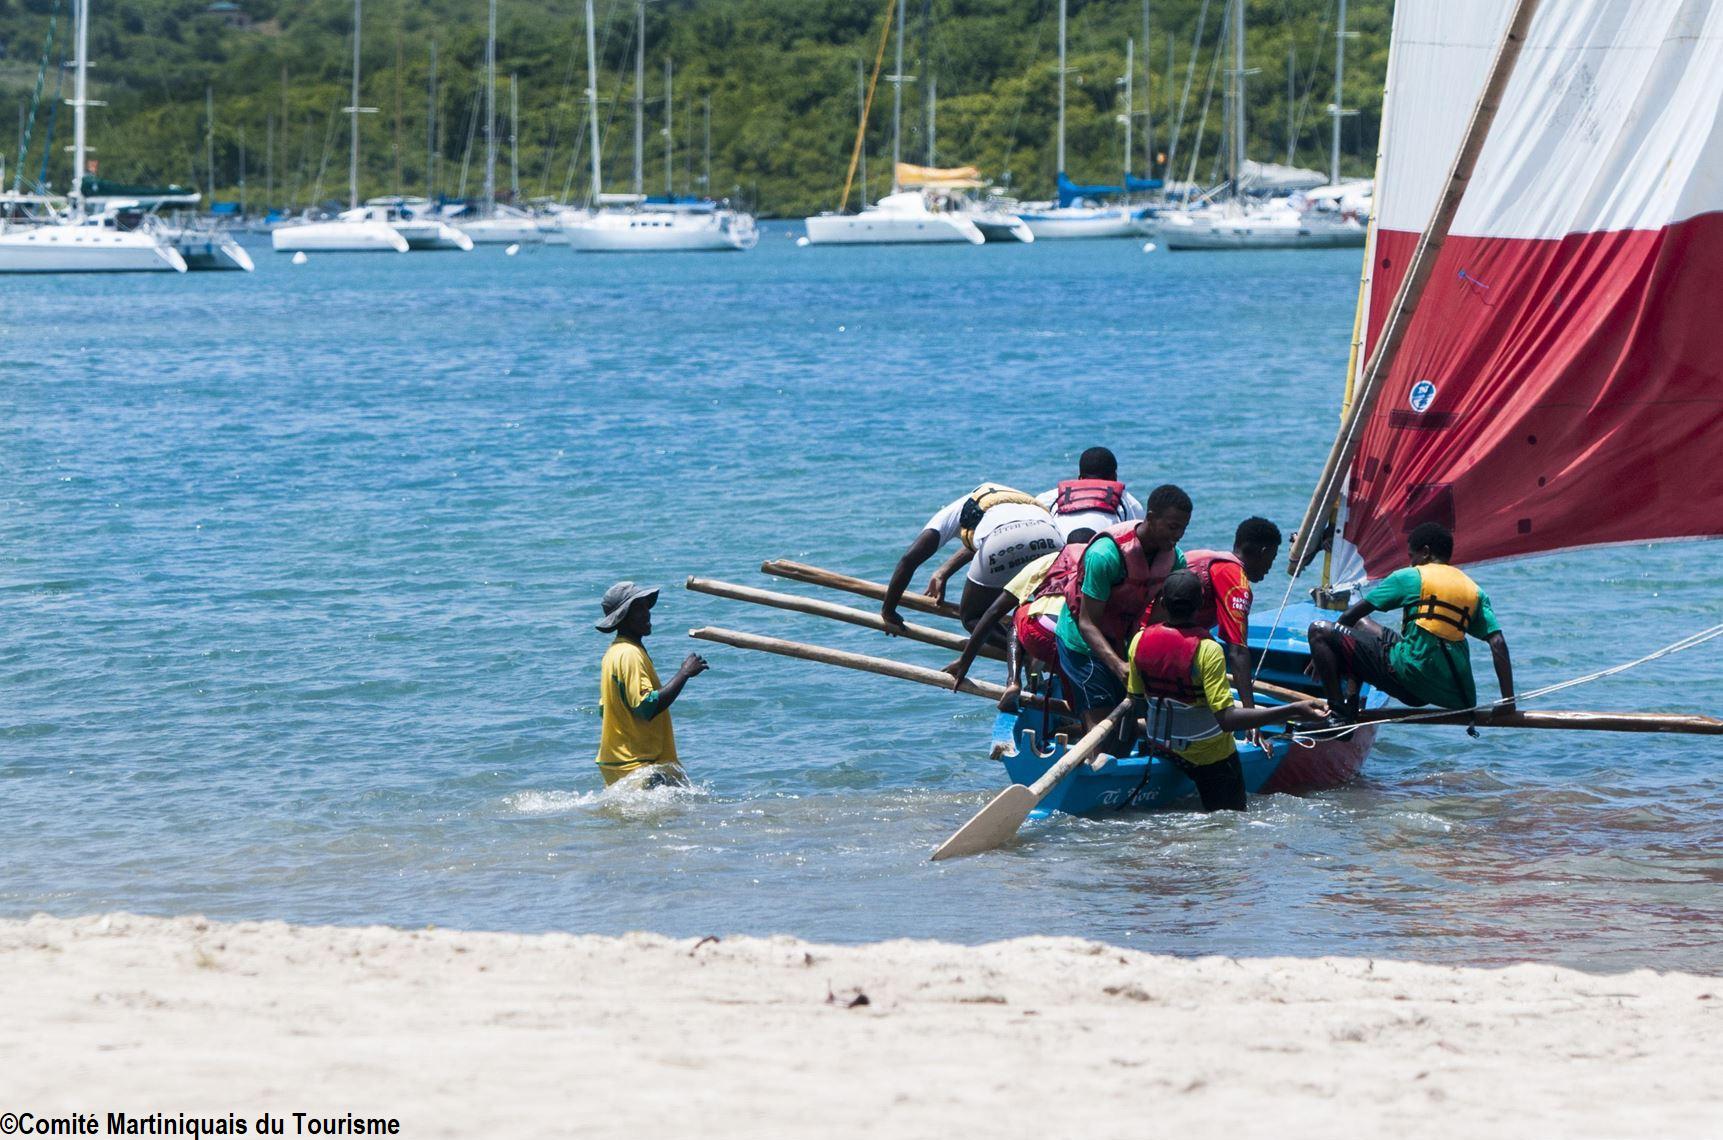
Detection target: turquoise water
<box><xmin>4</xmin><ymin>227</ymin><xmax>1720</xmax><ymax>972</ymax></box>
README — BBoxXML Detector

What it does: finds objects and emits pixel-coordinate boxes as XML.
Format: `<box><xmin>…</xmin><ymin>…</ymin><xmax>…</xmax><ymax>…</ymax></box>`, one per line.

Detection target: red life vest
<box><xmin>1033</xmin><ymin>539</ymin><xmax>1089</xmax><ymax>601</ymax></box>
<box><xmin>1132</xmin><ymin>622</ymin><xmax>1212</xmax><ymax>703</ymax></box>
<box><xmin>1052</xmin><ymin>478</ymin><xmax>1126</xmax><ymax>518</ymax></box>
<box><xmin>1061</xmin><ymin>520</ymin><xmax>1180</xmax><ymax>649</ymax></box>
<box><xmin>1180</xmin><ymin>549</ymin><xmax>1244</xmax><ymax>630</ymax></box>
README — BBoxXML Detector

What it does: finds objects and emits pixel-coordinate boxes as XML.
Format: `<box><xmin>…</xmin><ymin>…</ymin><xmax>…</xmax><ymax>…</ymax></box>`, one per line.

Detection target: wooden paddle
<box><xmin>685</xmin><ymin>576</ymin><xmax>1006</xmax><ymax>661</ymax></box>
<box><xmin>761</xmin><ymin>559</ymin><xmax>965</xmax><ymax>622</ymax></box>
<box><xmin>688</xmin><ymin>625</ymin><xmax>1071</xmax><ymax>714</ymax></box>
<box><xmin>929</xmin><ymin>699</ymin><xmax>1134</xmax><ymax>861</ymax></box>
<box><xmin>1356</xmin><ymin>706</ymin><xmax>1723</xmax><ymax>735</ymax></box>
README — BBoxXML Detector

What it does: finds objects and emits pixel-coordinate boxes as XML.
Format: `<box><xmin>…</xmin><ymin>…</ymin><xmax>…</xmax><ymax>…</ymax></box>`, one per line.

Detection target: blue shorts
<box><xmin>1056</xmin><ymin>638</ymin><xmax>1125</xmax><ymax>714</ymax></box>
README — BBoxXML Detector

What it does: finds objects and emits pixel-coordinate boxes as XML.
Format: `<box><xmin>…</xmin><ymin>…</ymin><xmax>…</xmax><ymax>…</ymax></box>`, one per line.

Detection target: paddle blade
<box><xmin>929</xmin><ymin>785</ymin><xmax>1037</xmax><ymax>861</ymax></box>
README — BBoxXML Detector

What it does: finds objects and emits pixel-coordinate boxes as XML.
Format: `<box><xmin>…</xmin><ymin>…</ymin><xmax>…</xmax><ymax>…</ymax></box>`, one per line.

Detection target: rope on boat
<box><xmin>1288</xmin><ymin>620</ymin><xmax>1723</xmax><ymax>742</ymax></box>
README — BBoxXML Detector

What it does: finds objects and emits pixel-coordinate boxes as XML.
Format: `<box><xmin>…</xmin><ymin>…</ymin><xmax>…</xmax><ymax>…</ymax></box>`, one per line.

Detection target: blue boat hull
<box><xmin>990</xmin><ymin>600</ymin><xmax>1389</xmax><ymax>817</ymax></box>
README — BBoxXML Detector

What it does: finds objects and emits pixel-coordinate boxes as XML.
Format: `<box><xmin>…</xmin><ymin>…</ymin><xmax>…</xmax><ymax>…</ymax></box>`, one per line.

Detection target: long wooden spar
<box><xmin>703</xmin><ymin>561</ymin><xmax>1723</xmax><ymax>736</ymax></box>
<box><xmin>689</xmin><ymin>626</ymin><xmax>1070</xmax><ymax>714</ymax></box>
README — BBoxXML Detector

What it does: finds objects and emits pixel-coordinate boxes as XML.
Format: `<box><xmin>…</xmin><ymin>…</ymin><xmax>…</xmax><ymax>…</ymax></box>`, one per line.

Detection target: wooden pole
<box><xmin>1359</xmin><ymin>707</ymin><xmax>1723</xmax><ymax>735</ymax></box>
<box><xmin>686</xmin><ymin>577</ymin><xmax>1004</xmax><ymax>661</ymax></box>
<box><xmin>1286</xmin><ymin>0</ymin><xmax>1544</xmax><ymax>572</ymax></box>
<box><xmin>760</xmin><ymin>559</ymin><xmax>962</xmax><ymax>622</ymax></box>
<box><xmin>689</xmin><ymin>626</ymin><xmax>1068</xmax><ymax>714</ymax></box>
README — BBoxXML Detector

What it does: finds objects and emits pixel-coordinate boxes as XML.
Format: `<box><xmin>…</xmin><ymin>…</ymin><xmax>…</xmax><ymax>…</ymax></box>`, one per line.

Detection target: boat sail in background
<box><xmin>560</xmin><ymin>0</ymin><xmax>757</xmax><ymax>253</ymax></box>
<box><xmin>272</xmin><ymin>0</ymin><xmax>409</xmax><ymax>253</ymax></box>
<box><xmin>455</xmin><ymin>0</ymin><xmax>544</xmax><ymax>246</ymax></box>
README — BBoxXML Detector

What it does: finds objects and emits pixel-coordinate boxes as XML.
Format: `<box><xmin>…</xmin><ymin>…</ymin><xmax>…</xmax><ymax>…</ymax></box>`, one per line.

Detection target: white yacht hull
<box><xmin>803</xmin><ymin>212</ymin><xmax>984</xmax><ymax>245</ymax></box>
<box><xmin>969</xmin><ymin>211</ymin><xmax>1035</xmax><ymax>243</ymax></box>
<box><xmin>561</xmin><ymin>210</ymin><xmax>757</xmax><ymax>252</ymax></box>
<box><xmin>458</xmin><ymin>216</ymin><xmax>546</xmax><ymax>245</ymax></box>
<box><xmin>1158</xmin><ymin>211</ymin><xmax>1366</xmax><ymax>250</ymax></box>
<box><xmin>1018</xmin><ymin>208</ymin><xmax>1142</xmax><ymax>240</ymax></box>
<box><xmin>0</xmin><ymin>223</ymin><xmax>187</xmax><ymax>272</ymax></box>
<box><xmin>272</xmin><ymin>220</ymin><xmax>409</xmax><ymax>253</ymax></box>
<box><xmin>393</xmin><ymin>220</ymin><xmax>474</xmax><ymax>251</ymax></box>
<box><xmin>169</xmin><ymin>230</ymin><xmax>255</xmax><ymax>271</ymax></box>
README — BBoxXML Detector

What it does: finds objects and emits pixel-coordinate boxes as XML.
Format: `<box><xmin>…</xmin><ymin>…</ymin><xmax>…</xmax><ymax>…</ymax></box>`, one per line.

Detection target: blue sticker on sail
<box><xmin>1408</xmin><ymin>380</ymin><xmax>1437</xmax><ymax>413</ymax></box>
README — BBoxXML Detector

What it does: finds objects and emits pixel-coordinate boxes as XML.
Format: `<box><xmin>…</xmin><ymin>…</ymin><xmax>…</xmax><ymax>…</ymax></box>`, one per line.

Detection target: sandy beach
<box><xmin>2</xmin><ymin>914</ymin><xmax>1718</xmax><ymax>1138</ymax></box>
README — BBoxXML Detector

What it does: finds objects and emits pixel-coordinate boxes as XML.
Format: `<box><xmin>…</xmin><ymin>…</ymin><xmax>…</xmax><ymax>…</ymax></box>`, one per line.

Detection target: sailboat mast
<box><xmin>1124</xmin><ymin>37</ymin><xmax>1133</xmax><ymax>184</ymax></box>
<box><xmin>856</xmin><ymin>57</ymin><xmax>867</xmax><ymax>198</ymax></box>
<box><xmin>206</xmin><ymin>85</ymin><xmax>215</xmax><ymax>201</ymax></box>
<box><xmin>926</xmin><ymin>75</ymin><xmax>934</xmax><ymax>166</ymax></box>
<box><xmin>483</xmin><ymin>0</ymin><xmax>496</xmax><ymax>209</ymax></box>
<box><xmin>69</xmin><ymin>0</ymin><xmax>88</xmax><ymax>208</ymax></box>
<box><xmin>510</xmin><ymin>73</ymin><xmax>519</xmax><ymax>199</ymax></box>
<box><xmin>1230</xmin><ymin>0</ymin><xmax>1244</xmax><ymax>199</ymax></box>
<box><xmin>633</xmin><ymin>0</ymin><xmax>644</xmax><ymax>197</ymax></box>
<box><xmin>426</xmin><ymin>39</ymin><xmax>437</xmax><ymax>199</ymax></box>
<box><xmin>583</xmin><ymin>0</ymin><xmax>602</xmax><ymax>202</ymax></box>
<box><xmin>1142</xmin><ymin>0</ymin><xmax>1152</xmax><ymax>180</ymax></box>
<box><xmin>664</xmin><ymin>58</ymin><xmax>672</xmax><ymax>198</ymax></box>
<box><xmin>1330</xmin><ymin>0</ymin><xmax>1348</xmax><ymax>186</ymax></box>
<box><xmin>1056</xmin><ymin>0</ymin><xmax>1066</xmax><ymax>175</ymax></box>
<box><xmin>348</xmin><ymin>0</ymin><xmax>362</xmax><ymax>210</ymax></box>
<box><xmin>891</xmin><ymin>0</ymin><xmax>904</xmax><ymax>191</ymax></box>
<box><xmin>702</xmin><ymin>93</ymin><xmax>710</xmax><ymax>193</ymax></box>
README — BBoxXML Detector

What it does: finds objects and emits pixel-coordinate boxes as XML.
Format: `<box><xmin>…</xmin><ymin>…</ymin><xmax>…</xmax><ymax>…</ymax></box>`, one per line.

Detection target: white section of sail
<box><xmin>1449</xmin><ymin>2</ymin><xmax>1723</xmax><ymax>238</ymax></box>
<box><xmin>1371</xmin><ymin>0</ymin><xmax>1516</xmax><ymax>236</ymax></box>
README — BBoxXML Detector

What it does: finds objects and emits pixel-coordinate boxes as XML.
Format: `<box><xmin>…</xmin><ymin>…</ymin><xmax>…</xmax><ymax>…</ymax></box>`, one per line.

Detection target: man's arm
<box><xmin>1077</xmin><ymin>593</ymin><xmax>1130</xmax><ymax>682</ymax></box>
<box><xmin>1337</xmin><ymin>598</ymin><xmax>1377</xmax><ymax>627</ymax></box>
<box><xmin>1215</xmin><ymin>697</ymin><xmax>1327</xmax><ymax>734</ymax></box>
<box><xmin>1224</xmin><ymin>641</ymin><xmax>1256</xmax><ymax>708</ymax></box>
<box><xmin>632</xmin><ymin>653</ymin><xmax>709</xmax><ymax>720</ymax></box>
<box><xmin>1485</xmin><ymin>631</ymin><xmax>1515</xmax><ymax>713</ymax></box>
<box><xmin>926</xmin><ymin>547</ymin><xmax>975</xmax><ymax>604</ymax></box>
<box><xmin>943</xmin><ymin>589</ymin><xmax>1018</xmax><ymax>687</ymax></box>
<box><xmin>881</xmin><ymin>528</ymin><xmax>941</xmax><ymax>629</ymax></box>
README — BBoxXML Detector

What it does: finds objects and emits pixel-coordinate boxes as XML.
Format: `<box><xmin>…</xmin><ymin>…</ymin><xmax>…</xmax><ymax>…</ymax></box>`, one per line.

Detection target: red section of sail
<box><xmin>1343</xmin><ymin>210</ymin><xmax>1723</xmax><ymax>577</ymax></box>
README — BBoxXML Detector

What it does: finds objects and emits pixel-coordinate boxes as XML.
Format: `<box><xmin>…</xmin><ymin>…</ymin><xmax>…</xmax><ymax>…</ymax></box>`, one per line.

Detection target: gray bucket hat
<box><xmin>596</xmin><ymin>580</ymin><xmax>660</xmax><ymax>631</ymax></box>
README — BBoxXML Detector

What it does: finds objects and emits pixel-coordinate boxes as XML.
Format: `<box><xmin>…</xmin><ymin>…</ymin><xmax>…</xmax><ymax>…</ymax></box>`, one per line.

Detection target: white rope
<box><xmin>1288</xmin><ymin>620</ymin><xmax>1723</xmax><ymax>741</ymax></box>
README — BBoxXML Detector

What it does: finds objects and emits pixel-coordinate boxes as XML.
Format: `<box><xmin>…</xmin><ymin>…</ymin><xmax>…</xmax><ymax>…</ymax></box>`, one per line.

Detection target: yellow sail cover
<box><xmin>895</xmin><ymin>162</ymin><xmax>985</xmax><ymax>189</ymax></box>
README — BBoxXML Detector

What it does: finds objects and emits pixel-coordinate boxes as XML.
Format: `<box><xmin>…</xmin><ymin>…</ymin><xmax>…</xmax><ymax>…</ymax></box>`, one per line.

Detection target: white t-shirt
<box><xmin>1035</xmin><ymin>485</ymin><xmax>1146</xmax><ymax>540</ymax></box>
<box><xmin>922</xmin><ymin>496</ymin><xmax>1062</xmax><ymax>587</ymax></box>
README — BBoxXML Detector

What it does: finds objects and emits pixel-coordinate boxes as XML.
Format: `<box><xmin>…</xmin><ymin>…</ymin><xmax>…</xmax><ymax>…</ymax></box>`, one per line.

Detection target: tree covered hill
<box><xmin>0</xmin><ymin>0</ymin><xmax>1389</xmax><ymax>216</ymax></box>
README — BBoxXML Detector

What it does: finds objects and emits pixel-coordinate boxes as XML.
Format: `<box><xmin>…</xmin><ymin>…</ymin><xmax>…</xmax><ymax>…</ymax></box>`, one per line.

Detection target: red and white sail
<box><xmin>1331</xmin><ymin>0</ymin><xmax>1723</xmax><ymax>582</ymax></box>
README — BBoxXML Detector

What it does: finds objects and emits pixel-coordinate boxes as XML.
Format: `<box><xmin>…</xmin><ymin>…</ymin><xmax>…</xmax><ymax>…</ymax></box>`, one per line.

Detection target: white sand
<box><xmin>3</xmin><ymin>914</ymin><xmax>1719</xmax><ymax>1139</ymax></box>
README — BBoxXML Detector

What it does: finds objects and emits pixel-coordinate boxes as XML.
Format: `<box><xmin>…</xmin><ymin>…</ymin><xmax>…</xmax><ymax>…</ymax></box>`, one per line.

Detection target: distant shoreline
<box><xmin>5</xmin><ymin>913</ymin><xmax>1719</xmax><ymax>1137</ymax></box>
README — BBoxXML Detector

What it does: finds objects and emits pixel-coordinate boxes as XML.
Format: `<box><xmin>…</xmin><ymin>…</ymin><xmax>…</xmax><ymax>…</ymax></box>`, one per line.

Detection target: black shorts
<box><xmin>1334</xmin><ymin>624</ymin><xmax>1425</xmax><ymax>706</ymax></box>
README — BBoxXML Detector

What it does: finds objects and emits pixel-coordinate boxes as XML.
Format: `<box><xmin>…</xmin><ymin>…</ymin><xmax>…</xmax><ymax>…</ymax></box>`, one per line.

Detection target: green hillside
<box><xmin>0</xmin><ymin>0</ymin><xmax>1389</xmax><ymax>216</ymax></box>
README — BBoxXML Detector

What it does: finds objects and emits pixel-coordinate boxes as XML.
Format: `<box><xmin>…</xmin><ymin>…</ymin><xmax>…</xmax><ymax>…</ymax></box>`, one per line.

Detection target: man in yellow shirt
<box><xmin>596</xmin><ymin>581</ymin><xmax>707</xmax><ymax>788</ymax></box>
<box><xmin>1127</xmin><ymin>572</ymin><xmax>1325</xmax><ymax>811</ymax></box>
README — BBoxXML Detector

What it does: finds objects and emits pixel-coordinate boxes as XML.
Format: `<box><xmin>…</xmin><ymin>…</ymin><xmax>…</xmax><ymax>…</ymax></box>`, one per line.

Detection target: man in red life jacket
<box><xmin>1171</xmin><ymin>517</ymin><xmax>1282</xmax><ymax>711</ymax></box>
<box><xmin>1054</xmin><ymin>484</ymin><xmax>1192</xmax><ymax>733</ymax></box>
<box><xmin>1035</xmin><ymin>446</ymin><xmax>1146</xmax><ymax>544</ymax></box>
<box><xmin>1127</xmin><ymin>571</ymin><xmax>1327</xmax><ymax>812</ymax></box>
<box><xmin>880</xmin><ymin>483</ymin><xmax>1063</xmax><ymax>631</ymax></box>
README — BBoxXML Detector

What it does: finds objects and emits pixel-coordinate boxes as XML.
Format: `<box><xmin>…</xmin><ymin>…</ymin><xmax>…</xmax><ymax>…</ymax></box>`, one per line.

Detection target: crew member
<box><xmin>880</xmin><ymin>483</ymin><xmax>1062</xmax><ymax>631</ymax></box>
<box><xmin>942</xmin><ymin>546</ymin><xmax>1070</xmax><ymax>711</ymax></box>
<box><xmin>1306</xmin><ymin>522</ymin><xmax>1515</xmax><ymax>723</ymax></box>
<box><xmin>1176</xmin><ymin>517</ymin><xmax>1282</xmax><ymax>709</ymax></box>
<box><xmin>1128</xmin><ymin>571</ymin><xmax>1328</xmax><ymax>812</ymax></box>
<box><xmin>1036</xmin><ymin>446</ymin><xmax>1145</xmax><ymax>544</ymax></box>
<box><xmin>596</xmin><ymin>581</ymin><xmax>708</xmax><ymax>788</ymax></box>
<box><xmin>1055</xmin><ymin>484</ymin><xmax>1193</xmax><ymax>732</ymax></box>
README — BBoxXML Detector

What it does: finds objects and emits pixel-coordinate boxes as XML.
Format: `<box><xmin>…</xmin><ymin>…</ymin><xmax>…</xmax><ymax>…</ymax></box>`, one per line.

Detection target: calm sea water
<box><xmin>4</xmin><ymin>226</ymin><xmax>1719</xmax><ymax>972</ymax></box>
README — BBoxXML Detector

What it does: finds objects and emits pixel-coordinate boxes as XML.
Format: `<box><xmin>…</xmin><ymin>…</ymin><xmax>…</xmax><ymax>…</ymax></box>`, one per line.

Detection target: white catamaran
<box><xmin>0</xmin><ymin>0</ymin><xmax>186</xmax><ymax>273</ymax></box>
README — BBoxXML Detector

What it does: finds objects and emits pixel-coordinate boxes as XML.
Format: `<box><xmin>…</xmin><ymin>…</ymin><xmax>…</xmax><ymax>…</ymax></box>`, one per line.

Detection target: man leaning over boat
<box><xmin>1306</xmin><ymin>522</ymin><xmax>1516</xmax><ymax>729</ymax></box>
<box><xmin>879</xmin><ymin>482</ymin><xmax>1062</xmax><ymax>631</ymax></box>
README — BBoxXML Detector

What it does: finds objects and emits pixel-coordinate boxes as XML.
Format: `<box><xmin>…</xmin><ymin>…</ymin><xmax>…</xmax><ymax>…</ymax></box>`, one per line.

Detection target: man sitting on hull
<box><xmin>1307</xmin><ymin>522</ymin><xmax>1516</xmax><ymax>725</ymax></box>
